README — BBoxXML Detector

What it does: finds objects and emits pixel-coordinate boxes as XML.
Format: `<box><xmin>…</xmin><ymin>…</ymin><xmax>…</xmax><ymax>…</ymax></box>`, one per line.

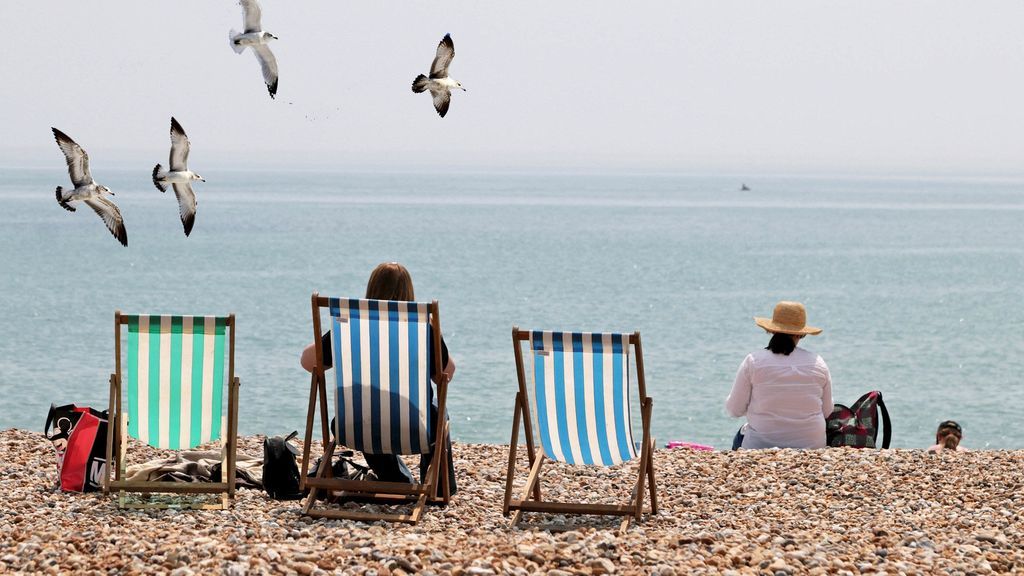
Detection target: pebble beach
<box><xmin>3</xmin><ymin>428</ymin><xmax>1022</xmax><ymax>575</ymax></box>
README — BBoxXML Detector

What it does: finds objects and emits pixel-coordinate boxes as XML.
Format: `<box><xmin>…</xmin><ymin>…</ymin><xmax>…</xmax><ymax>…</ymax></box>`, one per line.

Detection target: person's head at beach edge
<box><xmin>366</xmin><ymin>262</ymin><xmax>414</xmax><ymax>301</ymax></box>
<box><xmin>756</xmin><ymin>301</ymin><xmax>822</xmax><ymax>355</ymax></box>
<box><xmin>931</xmin><ymin>420</ymin><xmax>963</xmax><ymax>452</ymax></box>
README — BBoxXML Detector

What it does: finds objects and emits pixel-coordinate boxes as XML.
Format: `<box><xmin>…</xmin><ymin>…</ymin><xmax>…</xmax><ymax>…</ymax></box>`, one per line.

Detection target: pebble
<box><xmin>2</xmin><ymin>430</ymin><xmax>1022</xmax><ymax>573</ymax></box>
<box><xmin>588</xmin><ymin>557</ymin><xmax>616</xmax><ymax>574</ymax></box>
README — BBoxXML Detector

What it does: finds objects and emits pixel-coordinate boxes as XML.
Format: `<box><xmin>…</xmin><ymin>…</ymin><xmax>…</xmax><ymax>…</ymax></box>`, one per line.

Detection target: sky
<box><xmin>2</xmin><ymin>1</ymin><xmax>1023</xmax><ymax>174</ymax></box>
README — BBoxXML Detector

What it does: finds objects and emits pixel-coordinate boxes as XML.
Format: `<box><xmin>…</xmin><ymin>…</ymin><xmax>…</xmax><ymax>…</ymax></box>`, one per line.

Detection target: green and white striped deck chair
<box><xmin>502</xmin><ymin>328</ymin><xmax>657</xmax><ymax>534</ymax></box>
<box><xmin>104</xmin><ymin>311</ymin><xmax>240</xmax><ymax>509</ymax></box>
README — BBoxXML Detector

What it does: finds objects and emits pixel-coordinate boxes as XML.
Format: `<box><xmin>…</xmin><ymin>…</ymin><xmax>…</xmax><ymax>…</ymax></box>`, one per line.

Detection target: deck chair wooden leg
<box><xmin>302</xmin><ymin>440</ymin><xmax>336</xmax><ymax>515</ymax></box>
<box><xmin>225</xmin><ymin>377</ymin><xmax>240</xmax><ymax>500</ymax></box>
<box><xmin>117</xmin><ymin>411</ymin><xmax>128</xmax><ymax>508</ymax></box>
<box><xmin>632</xmin><ymin>456</ymin><xmax>648</xmax><ymax>523</ymax></box>
<box><xmin>643</xmin><ymin>397</ymin><xmax>657</xmax><ymax>514</ymax></box>
<box><xmin>510</xmin><ymin>453</ymin><xmax>545</xmax><ymax>528</ymax></box>
<box><xmin>441</xmin><ymin>421</ymin><xmax>452</xmax><ymax>504</ymax></box>
<box><xmin>299</xmin><ymin>373</ymin><xmax>320</xmax><ymax>491</ymax></box>
<box><xmin>647</xmin><ymin>437</ymin><xmax>658</xmax><ymax>514</ymax></box>
<box><xmin>614</xmin><ymin>510</ymin><xmax>630</xmax><ymax>532</ymax></box>
<box><xmin>633</xmin><ymin>398</ymin><xmax>655</xmax><ymax>521</ymax></box>
<box><xmin>502</xmin><ymin>393</ymin><xmax>524</xmax><ymax>516</ymax></box>
<box><xmin>422</xmin><ymin>429</ymin><xmax>443</xmax><ymax>504</ymax></box>
<box><xmin>410</xmin><ymin>491</ymin><xmax>428</xmax><ymax>523</ymax></box>
<box><xmin>428</xmin><ymin>420</ymin><xmax>451</xmax><ymax>504</ymax></box>
<box><xmin>104</xmin><ymin>375</ymin><xmax>116</xmax><ymax>493</ymax></box>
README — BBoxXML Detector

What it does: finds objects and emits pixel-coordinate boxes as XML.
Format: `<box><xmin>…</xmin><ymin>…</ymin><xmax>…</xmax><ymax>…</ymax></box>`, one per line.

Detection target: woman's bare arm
<box><xmin>300</xmin><ymin>342</ymin><xmax>317</xmax><ymax>373</ymax></box>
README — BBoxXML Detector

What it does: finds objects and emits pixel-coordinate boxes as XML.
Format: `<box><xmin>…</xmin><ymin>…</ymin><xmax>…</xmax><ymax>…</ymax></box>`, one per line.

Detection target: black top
<box><xmin>320</xmin><ymin>330</ymin><xmax>450</xmax><ymax>379</ymax></box>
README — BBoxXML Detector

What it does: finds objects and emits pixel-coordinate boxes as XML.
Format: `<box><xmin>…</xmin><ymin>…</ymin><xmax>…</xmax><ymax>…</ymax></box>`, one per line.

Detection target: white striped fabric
<box><xmin>125</xmin><ymin>315</ymin><xmax>227</xmax><ymax>449</ymax></box>
<box><xmin>329</xmin><ymin>298</ymin><xmax>433</xmax><ymax>455</ymax></box>
<box><xmin>529</xmin><ymin>331</ymin><xmax>637</xmax><ymax>466</ymax></box>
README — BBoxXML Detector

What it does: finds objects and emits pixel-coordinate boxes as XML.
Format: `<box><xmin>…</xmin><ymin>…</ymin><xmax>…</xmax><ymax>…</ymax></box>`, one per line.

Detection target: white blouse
<box><xmin>725</xmin><ymin>346</ymin><xmax>833</xmax><ymax>449</ymax></box>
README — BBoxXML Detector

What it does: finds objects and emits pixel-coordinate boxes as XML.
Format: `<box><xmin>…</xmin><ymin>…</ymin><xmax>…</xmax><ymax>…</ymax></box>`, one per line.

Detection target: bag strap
<box><xmin>45</xmin><ymin>403</ymin><xmax>58</xmax><ymax>438</ymax></box>
<box><xmin>876</xmin><ymin>392</ymin><xmax>892</xmax><ymax>449</ymax></box>
<box><xmin>45</xmin><ymin>403</ymin><xmax>79</xmax><ymax>439</ymax></box>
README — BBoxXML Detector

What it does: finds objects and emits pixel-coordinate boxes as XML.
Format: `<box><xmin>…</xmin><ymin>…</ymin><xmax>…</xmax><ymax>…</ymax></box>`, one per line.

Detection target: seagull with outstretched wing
<box><xmin>152</xmin><ymin>117</ymin><xmax>205</xmax><ymax>237</ymax></box>
<box><xmin>229</xmin><ymin>0</ymin><xmax>279</xmax><ymax>98</ymax></box>
<box><xmin>51</xmin><ymin>128</ymin><xmax>127</xmax><ymax>247</ymax></box>
<box><xmin>411</xmin><ymin>34</ymin><xmax>465</xmax><ymax>118</ymax></box>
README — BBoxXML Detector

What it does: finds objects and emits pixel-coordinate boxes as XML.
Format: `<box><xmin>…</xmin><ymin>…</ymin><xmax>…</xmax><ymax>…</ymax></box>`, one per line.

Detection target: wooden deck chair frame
<box><xmin>103</xmin><ymin>311</ymin><xmax>240</xmax><ymax>509</ymax></box>
<box><xmin>502</xmin><ymin>327</ymin><xmax>657</xmax><ymax>534</ymax></box>
<box><xmin>299</xmin><ymin>292</ymin><xmax>451</xmax><ymax>524</ymax></box>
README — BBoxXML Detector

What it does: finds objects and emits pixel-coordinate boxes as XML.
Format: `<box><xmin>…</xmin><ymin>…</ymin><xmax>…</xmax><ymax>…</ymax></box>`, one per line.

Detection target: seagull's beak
<box><xmin>462</xmin><ymin>87</ymin><xmax>467</xmax><ymax>91</ymax></box>
<box><xmin>201</xmin><ymin>178</ymin><xmax>206</xmax><ymax>182</ymax></box>
<box><xmin>108</xmin><ymin>191</ymin><xmax>115</xmax><ymax>196</ymax></box>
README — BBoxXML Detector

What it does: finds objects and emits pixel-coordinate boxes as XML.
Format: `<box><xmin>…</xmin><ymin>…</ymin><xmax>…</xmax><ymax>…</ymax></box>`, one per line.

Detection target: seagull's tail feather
<box><xmin>229</xmin><ymin>29</ymin><xmax>245</xmax><ymax>54</ymax></box>
<box><xmin>152</xmin><ymin>165</ymin><xmax>168</xmax><ymax>192</ymax></box>
<box><xmin>55</xmin><ymin>186</ymin><xmax>75</xmax><ymax>212</ymax></box>
<box><xmin>412</xmin><ymin>74</ymin><xmax>429</xmax><ymax>94</ymax></box>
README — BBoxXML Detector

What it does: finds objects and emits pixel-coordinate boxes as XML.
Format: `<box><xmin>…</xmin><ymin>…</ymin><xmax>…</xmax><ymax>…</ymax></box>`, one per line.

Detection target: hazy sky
<box><xmin>2</xmin><ymin>1</ymin><xmax>1023</xmax><ymax>174</ymax></box>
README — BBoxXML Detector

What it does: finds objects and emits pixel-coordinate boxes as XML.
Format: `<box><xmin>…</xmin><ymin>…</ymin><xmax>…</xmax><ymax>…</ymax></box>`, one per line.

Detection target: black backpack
<box><xmin>263</xmin><ymin>431</ymin><xmax>371</xmax><ymax>500</ymax></box>
<box><xmin>263</xmin><ymin>431</ymin><xmax>304</xmax><ymax>500</ymax></box>
<box><xmin>826</xmin><ymin>390</ymin><xmax>892</xmax><ymax>448</ymax></box>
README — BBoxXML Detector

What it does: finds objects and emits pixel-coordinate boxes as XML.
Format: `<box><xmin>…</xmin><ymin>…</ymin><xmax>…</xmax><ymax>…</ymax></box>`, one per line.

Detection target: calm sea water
<box><xmin>2</xmin><ymin>167</ymin><xmax>1022</xmax><ymax>450</ymax></box>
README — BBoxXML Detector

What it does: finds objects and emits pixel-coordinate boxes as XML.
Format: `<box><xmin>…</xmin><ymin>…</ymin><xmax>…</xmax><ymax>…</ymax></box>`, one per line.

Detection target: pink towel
<box><xmin>666</xmin><ymin>441</ymin><xmax>714</xmax><ymax>451</ymax></box>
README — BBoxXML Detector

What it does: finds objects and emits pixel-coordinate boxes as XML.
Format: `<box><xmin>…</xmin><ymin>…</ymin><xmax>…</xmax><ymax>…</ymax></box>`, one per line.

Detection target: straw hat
<box><xmin>754</xmin><ymin>301</ymin><xmax>822</xmax><ymax>336</ymax></box>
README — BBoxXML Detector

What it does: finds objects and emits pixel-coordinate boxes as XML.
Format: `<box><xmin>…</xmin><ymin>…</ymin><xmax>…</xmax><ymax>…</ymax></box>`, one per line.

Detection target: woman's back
<box><xmin>725</xmin><ymin>301</ymin><xmax>832</xmax><ymax>450</ymax></box>
<box><xmin>728</xmin><ymin>347</ymin><xmax>832</xmax><ymax>448</ymax></box>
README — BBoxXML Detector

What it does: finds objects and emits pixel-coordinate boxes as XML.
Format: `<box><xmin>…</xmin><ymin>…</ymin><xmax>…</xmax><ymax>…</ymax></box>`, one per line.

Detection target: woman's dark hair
<box><xmin>365</xmin><ymin>262</ymin><xmax>415</xmax><ymax>301</ymax></box>
<box><xmin>765</xmin><ymin>333</ymin><xmax>797</xmax><ymax>355</ymax></box>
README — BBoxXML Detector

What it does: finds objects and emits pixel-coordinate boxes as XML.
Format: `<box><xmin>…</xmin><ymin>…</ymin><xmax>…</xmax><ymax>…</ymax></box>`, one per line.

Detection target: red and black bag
<box><xmin>826</xmin><ymin>390</ymin><xmax>891</xmax><ymax>448</ymax></box>
<box><xmin>44</xmin><ymin>404</ymin><xmax>109</xmax><ymax>492</ymax></box>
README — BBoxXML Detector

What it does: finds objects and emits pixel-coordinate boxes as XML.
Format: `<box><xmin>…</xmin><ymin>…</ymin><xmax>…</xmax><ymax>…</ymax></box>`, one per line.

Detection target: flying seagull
<box><xmin>412</xmin><ymin>33</ymin><xmax>465</xmax><ymax>118</ymax></box>
<box><xmin>229</xmin><ymin>0</ymin><xmax>279</xmax><ymax>98</ymax></box>
<box><xmin>152</xmin><ymin>117</ymin><xmax>205</xmax><ymax>237</ymax></box>
<box><xmin>51</xmin><ymin>128</ymin><xmax>127</xmax><ymax>247</ymax></box>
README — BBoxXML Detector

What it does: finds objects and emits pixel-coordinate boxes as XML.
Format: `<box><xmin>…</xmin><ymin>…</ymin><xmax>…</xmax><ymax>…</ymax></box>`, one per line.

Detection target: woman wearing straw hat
<box><xmin>726</xmin><ymin>301</ymin><xmax>833</xmax><ymax>449</ymax></box>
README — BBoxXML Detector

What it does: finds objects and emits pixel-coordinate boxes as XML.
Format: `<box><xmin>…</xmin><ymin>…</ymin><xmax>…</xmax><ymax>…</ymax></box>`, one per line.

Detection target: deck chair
<box><xmin>299</xmin><ymin>293</ymin><xmax>451</xmax><ymax>523</ymax></box>
<box><xmin>104</xmin><ymin>312</ymin><xmax>240</xmax><ymax>509</ymax></box>
<box><xmin>502</xmin><ymin>328</ymin><xmax>657</xmax><ymax>533</ymax></box>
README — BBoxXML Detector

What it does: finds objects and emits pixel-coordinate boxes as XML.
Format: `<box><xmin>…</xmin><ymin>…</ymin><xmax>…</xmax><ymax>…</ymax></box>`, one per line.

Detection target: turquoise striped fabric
<box><xmin>329</xmin><ymin>298</ymin><xmax>433</xmax><ymax>455</ymax></box>
<box><xmin>529</xmin><ymin>331</ymin><xmax>637</xmax><ymax>466</ymax></box>
<box><xmin>125</xmin><ymin>315</ymin><xmax>227</xmax><ymax>449</ymax></box>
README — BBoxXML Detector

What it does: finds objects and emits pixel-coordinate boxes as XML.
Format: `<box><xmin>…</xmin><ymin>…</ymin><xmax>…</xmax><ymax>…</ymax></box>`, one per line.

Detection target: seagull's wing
<box><xmin>52</xmin><ymin>128</ymin><xmax>92</xmax><ymax>186</ymax></box>
<box><xmin>430</xmin><ymin>88</ymin><xmax>451</xmax><ymax>118</ymax></box>
<box><xmin>84</xmin><ymin>196</ymin><xmax>127</xmax><ymax>247</ymax></box>
<box><xmin>429</xmin><ymin>34</ymin><xmax>455</xmax><ymax>79</ymax></box>
<box><xmin>239</xmin><ymin>0</ymin><xmax>263</xmax><ymax>33</ymax></box>
<box><xmin>253</xmin><ymin>44</ymin><xmax>279</xmax><ymax>98</ymax></box>
<box><xmin>169</xmin><ymin>117</ymin><xmax>190</xmax><ymax>171</ymax></box>
<box><xmin>172</xmin><ymin>183</ymin><xmax>197</xmax><ymax>237</ymax></box>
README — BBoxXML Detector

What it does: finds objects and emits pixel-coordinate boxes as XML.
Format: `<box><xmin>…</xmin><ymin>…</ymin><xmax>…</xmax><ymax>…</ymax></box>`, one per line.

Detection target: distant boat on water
<box><xmin>740</xmin><ymin>183</ymin><xmax>750</xmax><ymax>191</ymax></box>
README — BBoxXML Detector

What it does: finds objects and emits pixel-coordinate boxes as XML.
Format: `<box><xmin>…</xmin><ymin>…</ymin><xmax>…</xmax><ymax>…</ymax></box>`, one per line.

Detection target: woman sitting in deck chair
<box><xmin>300</xmin><ymin>262</ymin><xmax>457</xmax><ymax>495</ymax></box>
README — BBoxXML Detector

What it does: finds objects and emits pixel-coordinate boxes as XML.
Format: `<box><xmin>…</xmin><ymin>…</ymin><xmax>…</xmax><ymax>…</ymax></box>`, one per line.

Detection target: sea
<box><xmin>2</xmin><ymin>167</ymin><xmax>1022</xmax><ymax>450</ymax></box>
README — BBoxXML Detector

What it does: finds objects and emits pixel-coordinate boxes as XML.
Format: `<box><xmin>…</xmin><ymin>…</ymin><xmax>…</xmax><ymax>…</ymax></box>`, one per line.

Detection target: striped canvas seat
<box><xmin>328</xmin><ymin>298</ymin><xmax>434</xmax><ymax>455</ymax></box>
<box><xmin>125</xmin><ymin>315</ymin><xmax>228</xmax><ymax>449</ymax></box>
<box><xmin>504</xmin><ymin>327</ymin><xmax>657</xmax><ymax>533</ymax></box>
<box><xmin>528</xmin><ymin>331</ymin><xmax>637</xmax><ymax>466</ymax></box>
<box><xmin>300</xmin><ymin>293</ymin><xmax>452</xmax><ymax>524</ymax></box>
<box><xmin>105</xmin><ymin>311</ymin><xmax>239</xmax><ymax>509</ymax></box>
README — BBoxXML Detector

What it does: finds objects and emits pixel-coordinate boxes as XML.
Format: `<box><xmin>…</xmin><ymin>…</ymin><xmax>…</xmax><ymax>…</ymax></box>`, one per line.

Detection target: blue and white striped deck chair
<box><xmin>503</xmin><ymin>328</ymin><xmax>657</xmax><ymax>533</ymax></box>
<box><xmin>105</xmin><ymin>312</ymin><xmax>240</xmax><ymax>509</ymax></box>
<box><xmin>300</xmin><ymin>293</ymin><xmax>451</xmax><ymax>524</ymax></box>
